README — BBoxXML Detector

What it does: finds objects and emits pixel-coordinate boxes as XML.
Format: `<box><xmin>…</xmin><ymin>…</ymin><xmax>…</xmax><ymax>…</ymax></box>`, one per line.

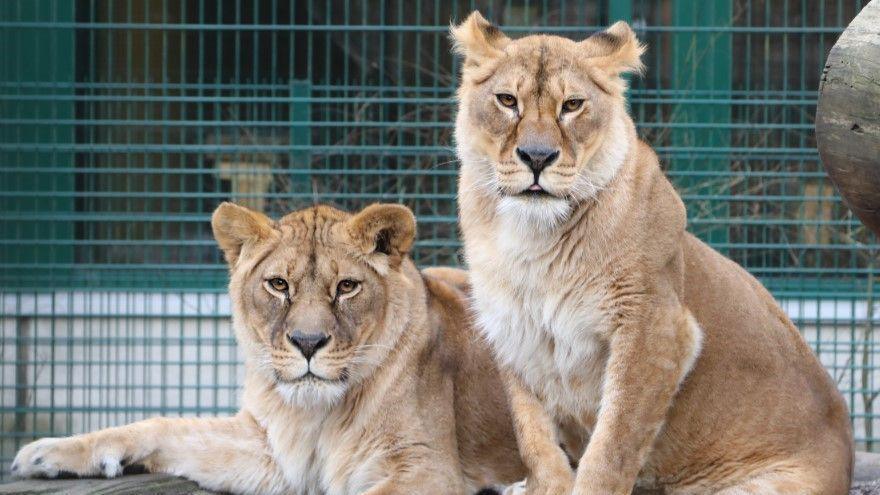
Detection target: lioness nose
<box><xmin>287</xmin><ymin>330</ymin><xmax>330</xmax><ymax>360</ymax></box>
<box><xmin>516</xmin><ymin>146</ymin><xmax>560</xmax><ymax>175</ymax></box>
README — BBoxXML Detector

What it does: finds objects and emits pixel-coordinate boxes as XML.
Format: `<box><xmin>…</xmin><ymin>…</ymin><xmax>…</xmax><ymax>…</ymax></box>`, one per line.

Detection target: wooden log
<box><xmin>816</xmin><ymin>0</ymin><xmax>880</xmax><ymax>236</ymax></box>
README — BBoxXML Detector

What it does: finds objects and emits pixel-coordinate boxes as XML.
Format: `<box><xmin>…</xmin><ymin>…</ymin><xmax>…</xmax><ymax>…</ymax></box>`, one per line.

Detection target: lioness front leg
<box><xmin>574</xmin><ymin>305</ymin><xmax>702</xmax><ymax>495</ymax></box>
<box><xmin>503</xmin><ymin>369</ymin><xmax>574</xmax><ymax>495</ymax></box>
<box><xmin>12</xmin><ymin>413</ymin><xmax>287</xmax><ymax>494</ymax></box>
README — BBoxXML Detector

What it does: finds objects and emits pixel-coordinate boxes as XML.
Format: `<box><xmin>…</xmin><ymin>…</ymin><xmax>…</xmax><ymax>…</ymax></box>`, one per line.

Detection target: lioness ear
<box><xmin>581</xmin><ymin>21</ymin><xmax>645</xmax><ymax>78</ymax></box>
<box><xmin>211</xmin><ymin>202</ymin><xmax>274</xmax><ymax>267</ymax></box>
<box><xmin>347</xmin><ymin>204</ymin><xmax>416</xmax><ymax>268</ymax></box>
<box><xmin>450</xmin><ymin>11</ymin><xmax>509</xmax><ymax>68</ymax></box>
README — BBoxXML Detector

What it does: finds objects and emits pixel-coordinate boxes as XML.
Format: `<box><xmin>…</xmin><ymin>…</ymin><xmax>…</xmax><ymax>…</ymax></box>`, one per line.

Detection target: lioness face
<box><xmin>452</xmin><ymin>12</ymin><xmax>644</xmax><ymax>226</ymax></box>
<box><xmin>212</xmin><ymin>203</ymin><xmax>416</xmax><ymax>408</ymax></box>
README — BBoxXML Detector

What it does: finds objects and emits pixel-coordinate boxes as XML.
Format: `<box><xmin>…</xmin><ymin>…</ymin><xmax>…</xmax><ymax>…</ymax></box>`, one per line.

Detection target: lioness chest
<box><xmin>262</xmin><ymin>412</ymin><xmax>391</xmax><ymax>495</ymax></box>
<box><xmin>468</xmin><ymin>233</ymin><xmax>611</xmax><ymax>424</ymax></box>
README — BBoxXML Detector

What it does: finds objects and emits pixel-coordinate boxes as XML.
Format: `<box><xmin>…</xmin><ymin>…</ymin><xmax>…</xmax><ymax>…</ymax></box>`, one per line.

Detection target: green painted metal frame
<box><xmin>671</xmin><ymin>0</ymin><xmax>733</xmax><ymax>249</ymax></box>
<box><xmin>0</xmin><ymin>0</ymin><xmax>75</xmax><ymax>285</ymax></box>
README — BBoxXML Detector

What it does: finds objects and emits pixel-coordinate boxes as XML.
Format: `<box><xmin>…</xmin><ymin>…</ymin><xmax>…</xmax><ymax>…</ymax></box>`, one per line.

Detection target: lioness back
<box><xmin>670</xmin><ymin>231</ymin><xmax>853</xmax><ymax>476</ymax></box>
<box><xmin>630</xmin><ymin>142</ymin><xmax>852</xmax><ymax>490</ymax></box>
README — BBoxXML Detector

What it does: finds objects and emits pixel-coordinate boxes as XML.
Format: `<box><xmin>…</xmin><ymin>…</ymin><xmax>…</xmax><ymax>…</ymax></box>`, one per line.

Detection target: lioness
<box><xmin>452</xmin><ymin>12</ymin><xmax>853</xmax><ymax>495</ymax></box>
<box><xmin>12</xmin><ymin>202</ymin><xmax>524</xmax><ymax>494</ymax></box>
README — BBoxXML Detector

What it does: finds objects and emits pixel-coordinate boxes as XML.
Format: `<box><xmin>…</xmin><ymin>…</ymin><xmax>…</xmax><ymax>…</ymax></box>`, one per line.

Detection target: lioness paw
<box><xmin>11</xmin><ymin>437</ymin><xmax>124</xmax><ymax>479</ymax></box>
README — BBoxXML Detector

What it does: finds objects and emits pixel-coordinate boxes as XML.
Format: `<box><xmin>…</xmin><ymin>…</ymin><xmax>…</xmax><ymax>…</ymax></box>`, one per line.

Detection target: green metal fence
<box><xmin>1</xmin><ymin>0</ymin><xmax>878</xmax><ymax>478</ymax></box>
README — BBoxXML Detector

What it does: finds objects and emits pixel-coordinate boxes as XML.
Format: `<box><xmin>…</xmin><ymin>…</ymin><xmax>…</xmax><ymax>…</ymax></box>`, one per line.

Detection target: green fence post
<box><xmin>0</xmin><ymin>0</ymin><xmax>75</xmax><ymax>288</ymax></box>
<box><xmin>608</xmin><ymin>0</ymin><xmax>632</xmax><ymax>23</ymax></box>
<box><xmin>671</xmin><ymin>0</ymin><xmax>733</xmax><ymax>251</ymax></box>
<box><xmin>289</xmin><ymin>80</ymin><xmax>311</xmax><ymax>198</ymax></box>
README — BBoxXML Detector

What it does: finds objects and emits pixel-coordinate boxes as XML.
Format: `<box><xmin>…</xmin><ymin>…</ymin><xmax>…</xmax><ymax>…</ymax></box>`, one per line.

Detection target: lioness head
<box><xmin>212</xmin><ymin>202</ymin><xmax>417</xmax><ymax>408</ymax></box>
<box><xmin>452</xmin><ymin>12</ymin><xmax>644</xmax><ymax>227</ymax></box>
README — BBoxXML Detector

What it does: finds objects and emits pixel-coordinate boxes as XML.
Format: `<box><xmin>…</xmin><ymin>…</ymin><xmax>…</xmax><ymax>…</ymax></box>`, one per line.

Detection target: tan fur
<box><xmin>452</xmin><ymin>12</ymin><xmax>853</xmax><ymax>495</ymax></box>
<box><xmin>12</xmin><ymin>203</ymin><xmax>524</xmax><ymax>494</ymax></box>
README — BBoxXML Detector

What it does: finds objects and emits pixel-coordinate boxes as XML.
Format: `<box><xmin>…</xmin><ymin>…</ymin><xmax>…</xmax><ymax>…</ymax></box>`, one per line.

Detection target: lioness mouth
<box><xmin>301</xmin><ymin>371</ymin><xmax>339</xmax><ymax>382</ymax></box>
<box><xmin>276</xmin><ymin>371</ymin><xmax>342</xmax><ymax>384</ymax></box>
<box><xmin>519</xmin><ymin>184</ymin><xmax>552</xmax><ymax>197</ymax></box>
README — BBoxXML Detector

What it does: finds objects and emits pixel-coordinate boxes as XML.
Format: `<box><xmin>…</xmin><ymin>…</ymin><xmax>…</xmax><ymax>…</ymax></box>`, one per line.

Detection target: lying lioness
<box><xmin>452</xmin><ymin>12</ymin><xmax>854</xmax><ymax>495</ymax></box>
<box><xmin>12</xmin><ymin>202</ymin><xmax>524</xmax><ymax>494</ymax></box>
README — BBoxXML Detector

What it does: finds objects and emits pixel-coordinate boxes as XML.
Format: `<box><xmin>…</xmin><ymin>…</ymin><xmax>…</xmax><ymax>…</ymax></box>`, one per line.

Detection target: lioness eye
<box><xmin>337</xmin><ymin>279</ymin><xmax>360</xmax><ymax>294</ymax></box>
<box><xmin>496</xmin><ymin>93</ymin><xmax>517</xmax><ymax>109</ymax></box>
<box><xmin>562</xmin><ymin>98</ymin><xmax>584</xmax><ymax>113</ymax></box>
<box><xmin>268</xmin><ymin>278</ymin><xmax>288</xmax><ymax>292</ymax></box>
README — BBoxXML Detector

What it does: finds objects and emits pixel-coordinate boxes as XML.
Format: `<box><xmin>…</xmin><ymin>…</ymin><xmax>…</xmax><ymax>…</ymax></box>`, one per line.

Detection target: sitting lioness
<box><xmin>12</xmin><ymin>202</ymin><xmax>524</xmax><ymax>494</ymax></box>
<box><xmin>452</xmin><ymin>12</ymin><xmax>853</xmax><ymax>495</ymax></box>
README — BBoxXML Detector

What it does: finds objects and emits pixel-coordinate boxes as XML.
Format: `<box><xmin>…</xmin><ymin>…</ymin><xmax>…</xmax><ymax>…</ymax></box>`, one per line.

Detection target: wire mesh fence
<box><xmin>1</xmin><ymin>0</ymin><xmax>878</xmax><ymax>479</ymax></box>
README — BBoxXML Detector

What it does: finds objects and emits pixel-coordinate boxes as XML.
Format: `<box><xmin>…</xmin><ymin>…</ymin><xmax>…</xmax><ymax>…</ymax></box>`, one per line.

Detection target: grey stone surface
<box><xmin>852</xmin><ymin>480</ymin><xmax>880</xmax><ymax>495</ymax></box>
<box><xmin>0</xmin><ymin>474</ymin><xmax>219</xmax><ymax>494</ymax></box>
